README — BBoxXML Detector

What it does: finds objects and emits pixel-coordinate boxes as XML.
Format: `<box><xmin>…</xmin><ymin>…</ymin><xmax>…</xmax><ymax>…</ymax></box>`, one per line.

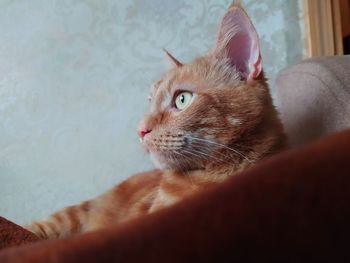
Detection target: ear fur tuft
<box><xmin>162</xmin><ymin>48</ymin><xmax>183</xmax><ymax>68</ymax></box>
<box><xmin>230</xmin><ymin>0</ymin><xmax>241</xmax><ymax>8</ymax></box>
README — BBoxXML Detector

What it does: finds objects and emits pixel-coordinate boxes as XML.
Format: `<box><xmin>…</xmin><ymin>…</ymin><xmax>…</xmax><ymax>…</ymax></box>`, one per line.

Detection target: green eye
<box><xmin>175</xmin><ymin>92</ymin><xmax>193</xmax><ymax>110</ymax></box>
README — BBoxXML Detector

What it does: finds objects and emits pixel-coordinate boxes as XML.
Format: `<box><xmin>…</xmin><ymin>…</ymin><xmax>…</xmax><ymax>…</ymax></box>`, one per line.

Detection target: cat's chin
<box><xmin>149</xmin><ymin>150</ymin><xmax>170</xmax><ymax>170</ymax></box>
<box><xmin>148</xmin><ymin>150</ymin><xmax>200</xmax><ymax>171</ymax></box>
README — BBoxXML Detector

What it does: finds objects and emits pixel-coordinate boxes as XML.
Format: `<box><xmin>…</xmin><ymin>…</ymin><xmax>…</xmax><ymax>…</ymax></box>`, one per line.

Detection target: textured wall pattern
<box><xmin>0</xmin><ymin>0</ymin><xmax>304</xmax><ymax>224</ymax></box>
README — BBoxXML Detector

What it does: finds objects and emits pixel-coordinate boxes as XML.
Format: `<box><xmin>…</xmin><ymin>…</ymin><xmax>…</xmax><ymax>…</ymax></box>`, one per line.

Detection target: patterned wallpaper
<box><xmin>0</xmin><ymin>0</ymin><xmax>305</xmax><ymax>224</ymax></box>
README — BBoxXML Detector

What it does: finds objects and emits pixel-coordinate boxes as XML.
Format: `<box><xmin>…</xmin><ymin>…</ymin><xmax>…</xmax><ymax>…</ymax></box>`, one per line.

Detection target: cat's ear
<box><xmin>162</xmin><ymin>48</ymin><xmax>183</xmax><ymax>68</ymax></box>
<box><xmin>211</xmin><ymin>4</ymin><xmax>262</xmax><ymax>81</ymax></box>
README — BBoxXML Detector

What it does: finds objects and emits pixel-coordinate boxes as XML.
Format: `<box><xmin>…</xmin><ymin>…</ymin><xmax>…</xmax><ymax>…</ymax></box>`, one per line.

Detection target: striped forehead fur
<box><xmin>159</xmin><ymin>56</ymin><xmax>242</xmax><ymax>91</ymax></box>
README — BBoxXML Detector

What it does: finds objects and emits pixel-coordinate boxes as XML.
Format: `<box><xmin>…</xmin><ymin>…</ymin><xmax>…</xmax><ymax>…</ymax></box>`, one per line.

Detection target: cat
<box><xmin>25</xmin><ymin>2</ymin><xmax>286</xmax><ymax>239</ymax></box>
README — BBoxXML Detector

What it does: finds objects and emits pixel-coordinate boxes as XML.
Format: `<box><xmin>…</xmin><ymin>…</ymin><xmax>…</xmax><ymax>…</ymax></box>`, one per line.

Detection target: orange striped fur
<box><xmin>25</xmin><ymin>3</ymin><xmax>287</xmax><ymax>239</ymax></box>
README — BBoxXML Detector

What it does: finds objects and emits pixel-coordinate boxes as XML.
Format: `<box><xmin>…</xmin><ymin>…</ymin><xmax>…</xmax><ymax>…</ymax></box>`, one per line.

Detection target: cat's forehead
<box><xmin>150</xmin><ymin>79</ymin><xmax>195</xmax><ymax>94</ymax></box>
<box><xmin>148</xmin><ymin>78</ymin><xmax>170</xmax><ymax>111</ymax></box>
<box><xmin>149</xmin><ymin>65</ymin><xmax>198</xmax><ymax>97</ymax></box>
<box><xmin>149</xmin><ymin>79</ymin><xmax>164</xmax><ymax>95</ymax></box>
<box><xmin>149</xmin><ymin>72</ymin><xmax>173</xmax><ymax>98</ymax></box>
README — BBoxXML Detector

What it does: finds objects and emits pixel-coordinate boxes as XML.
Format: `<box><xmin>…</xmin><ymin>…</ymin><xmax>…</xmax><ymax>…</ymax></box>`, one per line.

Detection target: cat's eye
<box><xmin>175</xmin><ymin>92</ymin><xmax>193</xmax><ymax>110</ymax></box>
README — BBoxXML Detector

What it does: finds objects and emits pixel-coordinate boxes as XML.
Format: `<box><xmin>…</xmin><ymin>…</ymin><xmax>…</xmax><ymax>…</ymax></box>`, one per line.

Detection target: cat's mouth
<box><xmin>143</xmin><ymin>140</ymin><xmax>183</xmax><ymax>170</ymax></box>
<box><xmin>141</xmin><ymin>132</ymin><xmax>192</xmax><ymax>170</ymax></box>
<box><xmin>142</xmin><ymin>133</ymin><xmax>212</xmax><ymax>171</ymax></box>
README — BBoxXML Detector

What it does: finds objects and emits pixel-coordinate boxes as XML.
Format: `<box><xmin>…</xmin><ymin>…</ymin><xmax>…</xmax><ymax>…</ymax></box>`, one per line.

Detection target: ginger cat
<box><xmin>26</xmin><ymin>3</ymin><xmax>286</xmax><ymax>239</ymax></box>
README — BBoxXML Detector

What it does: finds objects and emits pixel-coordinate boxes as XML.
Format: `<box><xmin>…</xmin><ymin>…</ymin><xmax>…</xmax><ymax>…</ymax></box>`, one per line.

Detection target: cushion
<box><xmin>275</xmin><ymin>56</ymin><xmax>350</xmax><ymax>146</ymax></box>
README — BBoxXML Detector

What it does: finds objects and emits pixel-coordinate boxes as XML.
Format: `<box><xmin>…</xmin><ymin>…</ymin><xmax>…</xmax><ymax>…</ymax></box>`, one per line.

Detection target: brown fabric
<box><xmin>1</xmin><ymin>129</ymin><xmax>350</xmax><ymax>262</ymax></box>
<box><xmin>0</xmin><ymin>217</ymin><xmax>39</xmax><ymax>250</ymax></box>
<box><xmin>275</xmin><ymin>55</ymin><xmax>350</xmax><ymax>146</ymax></box>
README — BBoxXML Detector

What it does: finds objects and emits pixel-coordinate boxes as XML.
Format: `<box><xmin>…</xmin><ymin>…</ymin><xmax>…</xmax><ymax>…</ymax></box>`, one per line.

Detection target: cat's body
<box><xmin>26</xmin><ymin>3</ymin><xmax>287</xmax><ymax>239</ymax></box>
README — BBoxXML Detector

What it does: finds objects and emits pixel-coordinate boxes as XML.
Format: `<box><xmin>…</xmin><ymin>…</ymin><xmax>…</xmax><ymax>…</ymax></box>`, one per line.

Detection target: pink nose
<box><xmin>138</xmin><ymin>128</ymin><xmax>151</xmax><ymax>139</ymax></box>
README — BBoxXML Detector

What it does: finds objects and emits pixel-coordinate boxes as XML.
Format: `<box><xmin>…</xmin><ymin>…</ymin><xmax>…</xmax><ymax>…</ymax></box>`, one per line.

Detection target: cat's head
<box><xmin>138</xmin><ymin>4</ymin><xmax>271</xmax><ymax>171</ymax></box>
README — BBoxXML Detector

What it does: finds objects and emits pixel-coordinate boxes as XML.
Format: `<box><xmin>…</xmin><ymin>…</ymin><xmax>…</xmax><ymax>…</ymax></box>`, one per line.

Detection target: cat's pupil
<box><xmin>180</xmin><ymin>95</ymin><xmax>185</xmax><ymax>103</ymax></box>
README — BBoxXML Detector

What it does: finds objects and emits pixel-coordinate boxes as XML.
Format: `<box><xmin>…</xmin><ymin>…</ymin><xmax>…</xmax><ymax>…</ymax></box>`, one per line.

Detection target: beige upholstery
<box><xmin>275</xmin><ymin>56</ymin><xmax>350</xmax><ymax>146</ymax></box>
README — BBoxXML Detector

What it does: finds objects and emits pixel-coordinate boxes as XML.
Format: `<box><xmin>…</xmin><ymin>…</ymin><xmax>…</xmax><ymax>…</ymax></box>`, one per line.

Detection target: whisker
<box><xmin>172</xmin><ymin>151</ymin><xmax>195</xmax><ymax>186</ymax></box>
<box><xmin>196</xmin><ymin>148</ymin><xmax>238</xmax><ymax>164</ymax></box>
<box><xmin>172</xmin><ymin>151</ymin><xmax>193</xmax><ymax>167</ymax></box>
<box><xmin>188</xmin><ymin>148</ymin><xmax>231</xmax><ymax>164</ymax></box>
<box><xmin>181</xmin><ymin>149</ymin><xmax>205</xmax><ymax>160</ymax></box>
<box><xmin>189</xmin><ymin>141</ymin><xmax>235</xmax><ymax>159</ymax></box>
<box><xmin>187</xmin><ymin>136</ymin><xmax>253</xmax><ymax>163</ymax></box>
<box><xmin>191</xmin><ymin>141</ymin><xmax>251</xmax><ymax>164</ymax></box>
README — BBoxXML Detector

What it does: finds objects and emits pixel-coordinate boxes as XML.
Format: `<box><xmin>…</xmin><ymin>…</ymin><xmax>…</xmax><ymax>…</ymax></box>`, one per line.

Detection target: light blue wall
<box><xmin>0</xmin><ymin>0</ymin><xmax>304</xmax><ymax>224</ymax></box>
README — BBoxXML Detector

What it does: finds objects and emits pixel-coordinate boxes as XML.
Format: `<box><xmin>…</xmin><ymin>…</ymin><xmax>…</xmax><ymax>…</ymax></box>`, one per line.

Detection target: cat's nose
<box><xmin>137</xmin><ymin>127</ymin><xmax>151</xmax><ymax>140</ymax></box>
